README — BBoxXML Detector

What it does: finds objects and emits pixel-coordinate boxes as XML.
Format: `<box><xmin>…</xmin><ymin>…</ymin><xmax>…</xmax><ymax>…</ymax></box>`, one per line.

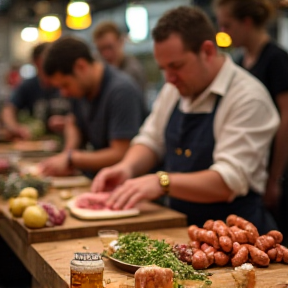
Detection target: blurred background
<box><xmin>0</xmin><ymin>0</ymin><xmax>288</xmax><ymax>108</ymax></box>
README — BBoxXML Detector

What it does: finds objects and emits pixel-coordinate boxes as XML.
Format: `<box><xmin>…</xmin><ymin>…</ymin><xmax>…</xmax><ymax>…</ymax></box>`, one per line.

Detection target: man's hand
<box><xmin>39</xmin><ymin>152</ymin><xmax>75</xmax><ymax>176</ymax></box>
<box><xmin>11</xmin><ymin>125</ymin><xmax>32</xmax><ymax>140</ymax></box>
<box><xmin>104</xmin><ymin>174</ymin><xmax>164</xmax><ymax>210</ymax></box>
<box><xmin>91</xmin><ymin>164</ymin><xmax>132</xmax><ymax>193</ymax></box>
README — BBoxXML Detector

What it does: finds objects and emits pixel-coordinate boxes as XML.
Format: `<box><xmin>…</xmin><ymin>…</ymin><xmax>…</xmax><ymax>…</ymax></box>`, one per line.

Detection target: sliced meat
<box><xmin>74</xmin><ymin>192</ymin><xmax>112</xmax><ymax>210</ymax></box>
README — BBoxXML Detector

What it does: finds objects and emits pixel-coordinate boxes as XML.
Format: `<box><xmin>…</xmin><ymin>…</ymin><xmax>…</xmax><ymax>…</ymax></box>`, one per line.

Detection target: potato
<box><xmin>9</xmin><ymin>197</ymin><xmax>37</xmax><ymax>217</ymax></box>
<box><xmin>23</xmin><ymin>205</ymin><xmax>48</xmax><ymax>228</ymax></box>
<box><xmin>19</xmin><ymin>187</ymin><xmax>39</xmax><ymax>199</ymax></box>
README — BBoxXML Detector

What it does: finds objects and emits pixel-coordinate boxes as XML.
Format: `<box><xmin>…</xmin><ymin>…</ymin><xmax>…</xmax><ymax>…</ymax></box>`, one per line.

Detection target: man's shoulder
<box><xmin>261</xmin><ymin>41</ymin><xmax>288</xmax><ymax>63</ymax></box>
<box><xmin>104</xmin><ymin>65</ymin><xmax>141</xmax><ymax>92</ymax></box>
<box><xmin>121</xmin><ymin>54</ymin><xmax>142</xmax><ymax>68</ymax></box>
<box><xmin>228</xmin><ymin>64</ymin><xmax>271</xmax><ymax>102</ymax></box>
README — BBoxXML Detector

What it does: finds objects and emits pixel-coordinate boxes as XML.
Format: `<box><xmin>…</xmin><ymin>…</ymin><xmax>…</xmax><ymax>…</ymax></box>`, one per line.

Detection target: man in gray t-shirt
<box><xmin>39</xmin><ymin>36</ymin><xmax>145</xmax><ymax>178</ymax></box>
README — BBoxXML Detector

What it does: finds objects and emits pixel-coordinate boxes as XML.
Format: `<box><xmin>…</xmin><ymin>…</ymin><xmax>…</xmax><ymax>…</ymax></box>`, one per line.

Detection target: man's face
<box><xmin>154</xmin><ymin>33</ymin><xmax>208</xmax><ymax>98</ymax></box>
<box><xmin>95</xmin><ymin>32</ymin><xmax>123</xmax><ymax>66</ymax></box>
<box><xmin>35</xmin><ymin>57</ymin><xmax>53</xmax><ymax>88</ymax></box>
<box><xmin>48</xmin><ymin>71</ymin><xmax>88</xmax><ymax>98</ymax></box>
<box><xmin>215</xmin><ymin>5</ymin><xmax>248</xmax><ymax>47</ymax></box>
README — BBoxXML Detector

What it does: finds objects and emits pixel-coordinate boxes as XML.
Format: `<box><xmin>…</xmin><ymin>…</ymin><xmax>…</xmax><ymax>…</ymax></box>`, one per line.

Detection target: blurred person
<box><xmin>39</xmin><ymin>36</ymin><xmax>144</xmax><ymax>178</ymax></box>
<box><xmin>91</xmin><ymin>6</ymin><xmax>280</xmax><ymax>234</ymax></box>
<box><xmin>93</xmin><ymin>21</ymin><xmax>147</xmax><ymax>92</ymax></box>
<box><xmin>214</xmin><ymin>0</ymin><xmax>288</xmax><ymax>241</ymax></box>
<box><xmin>6</xmin><ymin>64</ymin><xmax>22</xmax><ymax>90</ymax></box>
<box><xmin>1</xmin><ymin>42</ymin><xmax>71</xmax><ymax>140</ymax></box>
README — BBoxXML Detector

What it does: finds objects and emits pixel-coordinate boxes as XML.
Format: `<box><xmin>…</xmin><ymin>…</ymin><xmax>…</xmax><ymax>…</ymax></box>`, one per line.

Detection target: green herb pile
<box><xmin>111</xmin><ymin>232</ymin><xmax>212</xmax><ymax>286</ymax></box>
<box><xmin>0</xmin><ymin>172</ymin><xmax>50</xmax><ymax>199</ymax></box>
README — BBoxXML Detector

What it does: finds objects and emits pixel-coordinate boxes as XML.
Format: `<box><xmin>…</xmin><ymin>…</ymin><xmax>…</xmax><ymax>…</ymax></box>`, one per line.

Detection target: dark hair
<box><xmin>152</xmin><ymin>6</ymin><xmax>216</xmax><ymax>53</ymax></box>
<box><xmin>93</xmin><ymin>21</ymin><xmax>122</xmax><ymax>40</ymax></box>
<box><xmin>43</xmin><ymin>36</ymin><xmax>94</xmax><ymax>76</ymax></box>
<box><xmin>213</xmin><ymin>0</ymin><xmax>275</xmax><ymax>27</ymax></box>
<box><xmin>32</xmin><ymin>42</ymin><xmax>50</xmax><ymax>61</ymax></box>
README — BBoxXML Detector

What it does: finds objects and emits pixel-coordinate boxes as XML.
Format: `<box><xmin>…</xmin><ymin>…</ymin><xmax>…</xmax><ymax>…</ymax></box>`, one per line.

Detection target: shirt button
<box><xmin>185</xmin><ymin>149</ymin><xmax>192</xmax><ymax>157</ymax></box>
<box><xmin>175</xmin><ymin>148</ymin><xmax>182</xmax><ymax>155</ymax></box>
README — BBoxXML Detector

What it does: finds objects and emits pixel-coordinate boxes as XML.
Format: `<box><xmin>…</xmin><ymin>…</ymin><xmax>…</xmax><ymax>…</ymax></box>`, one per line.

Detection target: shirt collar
<box><xmin>209</xmin><ymin>54</ymin><xmax>236</xmax><ymax>97</ymax></box>
<box><xmin>179</xmin><ymin>54</ymin><xmax>236</xmax><ymax>111</ymax></box>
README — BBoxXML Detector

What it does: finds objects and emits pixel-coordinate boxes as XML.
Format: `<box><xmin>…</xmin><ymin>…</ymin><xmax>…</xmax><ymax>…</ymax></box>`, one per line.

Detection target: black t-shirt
<box><xmin>71</xmin><ymin>64</ymin><xmax>145</xmax><ymax>151</ymax></box>
<box><xmin>236</xmin><ymin>41</ymin><xmax>288</xmax><ymax>106</ymax></box>
<box><xmin>10</xmin><ymin>76</ymin><xmax>71</xmax><ymax>122</ymax></box>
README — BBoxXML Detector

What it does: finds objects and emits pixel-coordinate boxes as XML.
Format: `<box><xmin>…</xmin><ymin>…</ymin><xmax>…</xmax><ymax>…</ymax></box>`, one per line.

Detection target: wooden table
<box><xmin>0</xmin><ymin>187</ymin><xmax>187</xmax><ymax>245</ymax></box>
<box><xmin>23</xmin><ymin>228</ymin><xmax>288</xmax><ymax>288</ymax></box>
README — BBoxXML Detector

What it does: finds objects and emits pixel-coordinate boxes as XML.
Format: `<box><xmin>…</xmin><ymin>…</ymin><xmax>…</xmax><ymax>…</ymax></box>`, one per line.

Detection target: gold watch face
<box><xmin>160</xmin><ymin>174</ymin><xmax>170</xmax><ymax>187</ymax></box>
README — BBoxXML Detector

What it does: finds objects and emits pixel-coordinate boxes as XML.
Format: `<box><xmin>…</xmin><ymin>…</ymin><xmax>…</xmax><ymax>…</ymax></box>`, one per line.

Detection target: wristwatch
<box><xmin>156</xmin><ymin>171</ymin><xmax>170</xmax><ymax>194</ymax></box>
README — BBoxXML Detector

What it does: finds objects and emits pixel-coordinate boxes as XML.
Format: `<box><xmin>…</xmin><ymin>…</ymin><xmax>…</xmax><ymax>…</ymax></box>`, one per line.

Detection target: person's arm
<box><xmin>91</xmin><ymin>143</ymin><xmax>159</xmax><ymax>196</ymax></box>
<box><xmin>70</xmin><ymin>139</ymin><xmax>133</xmax><ymax>171</ymax></box>
<box><xmin>63</xmin><ymin>114</ymin><xmax>82</xmax><ymax>151</ymax></box>
<box><xmin>265</xmin><ymin>92</ymin><xmax>288</xmax><ymax>207</ymax></box>
<box><xmin>1</xmin><ymin>104</ymin><xmax>31</xmax><ymax>139</ymax></box>
<box><xmin>104</xmin><ymin>169</ymin><xmax>233</xmax><ymax>210</ymax></box>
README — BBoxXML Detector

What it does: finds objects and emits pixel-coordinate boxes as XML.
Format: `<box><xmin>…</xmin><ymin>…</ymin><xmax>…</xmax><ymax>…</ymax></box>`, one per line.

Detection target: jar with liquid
<box><xmin>70</xmin><ymin>252</ymin><xmax>104</xmax><ymax>288</ymax></box>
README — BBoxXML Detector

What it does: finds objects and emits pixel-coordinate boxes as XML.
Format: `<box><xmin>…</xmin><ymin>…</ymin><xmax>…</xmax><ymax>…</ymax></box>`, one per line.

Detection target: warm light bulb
<box><xmin>21</xmin><ymin>27</ymin><xmax>39</xmax><ymax>42</ymax></box>
<box><xmin>216</xmin><ymin>32</ymin><xmax>232</xmax><ymax>48</ymax></box>
<box><xmin>67</xmin><ymin>1</ymin><xmax>90</xmax><ymax>17</ymax></box>
<box><xmin>40</xmin><ymin>16</ymin><xmax>61</xmax><ymax>32</ymax></box>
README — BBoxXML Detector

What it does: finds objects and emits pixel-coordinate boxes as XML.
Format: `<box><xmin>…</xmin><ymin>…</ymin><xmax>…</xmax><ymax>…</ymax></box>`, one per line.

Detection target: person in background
<box><xmin>93</xmin><ymin>21</ymin><xmax>147</xmax><ymax>92</ymax></box>
<box><xmin>91</xmin><ymin>6</ymin><xmax>280</xmax><ymax>234</ymax></box>
<box><xmin>214</xmin><ymin>0</ymin><xmax>288</xmax><ymax>243</ymax></box>
<box><xmin>1</xmin><ymin>42</ymin><xmax>71</xmax><ymax>139</ymax></box>
<box><xmin>39</xmin><ymin>36</ymin><xmax>144</xmax><ymax>178</ymax></box>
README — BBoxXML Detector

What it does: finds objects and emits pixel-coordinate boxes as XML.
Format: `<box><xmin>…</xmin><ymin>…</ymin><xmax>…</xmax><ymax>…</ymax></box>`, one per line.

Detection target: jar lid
<box><xmin>74</xmin><ymin>252</ymin><xmax>102</xmax><ymax>261</ymax></box>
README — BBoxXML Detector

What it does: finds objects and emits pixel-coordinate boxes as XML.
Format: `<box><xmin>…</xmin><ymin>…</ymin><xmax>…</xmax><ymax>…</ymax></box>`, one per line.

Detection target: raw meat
<box><xmin>74</xmin><ymin>192</ymin><xmax>111</xmax><ymax>210</ymax></box>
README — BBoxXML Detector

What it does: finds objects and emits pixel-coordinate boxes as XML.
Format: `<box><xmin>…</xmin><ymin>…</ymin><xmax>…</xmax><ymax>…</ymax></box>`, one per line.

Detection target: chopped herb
<box><xmin>111</xmin><ymin>232</ymin><xmax>212</xmax><ymax>286</ymax></box>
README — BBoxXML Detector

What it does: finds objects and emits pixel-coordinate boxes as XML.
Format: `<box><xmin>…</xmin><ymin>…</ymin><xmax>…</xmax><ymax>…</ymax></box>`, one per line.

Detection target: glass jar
<box><xmin>70</xmin><ymin>252</ymin><xmax>104</xmax><ymax>288</ymax></box>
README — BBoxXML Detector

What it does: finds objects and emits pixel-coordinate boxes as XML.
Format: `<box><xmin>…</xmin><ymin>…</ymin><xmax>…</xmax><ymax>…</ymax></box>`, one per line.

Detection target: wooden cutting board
<box><xmin>0</xmin><ymin>189</ymin><xmax>187</xmax><ymax>245</ymax></box>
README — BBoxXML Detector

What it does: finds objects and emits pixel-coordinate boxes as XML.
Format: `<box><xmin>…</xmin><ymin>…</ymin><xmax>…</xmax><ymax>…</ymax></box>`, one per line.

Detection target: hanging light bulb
<box><xmin>39</xmin><ymin>15</ymin><xmax>61</xmax><ymax>42</ymax></box>
<box><xmin>21</xmin><ymin>27</ymin><xmax>39</xmax><ymax>42</ymax></box>
<box><xmin>125</xmin><ymin>5</ymin><xmax>148</xmax><ymax>43</ymax></box>
<box><xmin>216</xmin><ymin>32</ymin><xmax>232</xmax><ymax>48</ymax></box>
<box><xmin>66</xmin><ymin>1</ymin><xmax>91</xmax><ymax>30</ymax></box>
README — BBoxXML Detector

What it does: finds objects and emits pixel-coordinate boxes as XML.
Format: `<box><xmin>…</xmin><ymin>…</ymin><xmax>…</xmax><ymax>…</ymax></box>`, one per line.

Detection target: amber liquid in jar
<box><xmin>70</xmin><ymin>252</ymin><xmax>104</xmax><ymax>288</ymax></box>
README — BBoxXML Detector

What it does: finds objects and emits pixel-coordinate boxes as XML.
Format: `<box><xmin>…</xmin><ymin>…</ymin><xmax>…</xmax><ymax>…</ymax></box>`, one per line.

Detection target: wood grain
<box><xmin>0</xmin><ymin>188</ymin><xmax>187</xmax><ymax>244</ymax></box>
<box><xmin>30</xmin><ymin>228</ymin><xmax>288</xmax><ymax>288</ymax></box>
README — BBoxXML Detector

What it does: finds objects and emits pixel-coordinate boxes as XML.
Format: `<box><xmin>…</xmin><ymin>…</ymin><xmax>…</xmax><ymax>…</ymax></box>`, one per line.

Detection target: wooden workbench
<box><xmin>25</xmin><ymin>228</ymin><xmax>288</xmax><ymax>288</ymax></box>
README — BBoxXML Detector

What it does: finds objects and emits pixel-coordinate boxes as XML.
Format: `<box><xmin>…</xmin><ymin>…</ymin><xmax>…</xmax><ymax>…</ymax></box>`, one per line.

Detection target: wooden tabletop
<box><xmin>0</xmin><ymin>188</ymin><xmax>187</xmax><ymax>245</ymax></box>
<box><xmin>27</xmin><ymin>227</ymin><xmax>288</xmax><ymax>288</ymax></box>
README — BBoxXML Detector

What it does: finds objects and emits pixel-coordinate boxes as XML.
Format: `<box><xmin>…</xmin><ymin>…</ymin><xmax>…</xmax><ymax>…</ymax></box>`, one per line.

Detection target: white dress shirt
<box><xmin>132</xmin><ymin>56</ymin><xmax>280</xmax><ymax>200</ymax></box>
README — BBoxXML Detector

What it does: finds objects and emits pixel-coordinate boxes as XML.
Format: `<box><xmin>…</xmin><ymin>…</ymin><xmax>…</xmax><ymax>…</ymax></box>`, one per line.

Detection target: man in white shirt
<box><xmin>91</xmin><ymin>6</ymin><xmax>280</xmax><ymax>233</ymax></box>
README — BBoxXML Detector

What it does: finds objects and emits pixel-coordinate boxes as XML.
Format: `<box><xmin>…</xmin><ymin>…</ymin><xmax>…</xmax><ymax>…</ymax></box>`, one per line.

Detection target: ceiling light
<box><xmin>216</xmin><ymin>32</ymin><xmax>232</xmax><ymax>48</ymax></box>
<box><xmin>39</xmin><ymin>15</ymin><xmax>61</xmax><ymax>32</ymax></box>
<box><xmin>67</xmin><ymin>1</ymin><xmax>90</xmax><ymax>17</ymax></box>
<box><xmin>21</xmin><ymin>27</ymin><xmax>39</xmax><ymax>42</ymax></box>
<box><xmin>66</xmin><ymin>1</ymin><xmax>91</xmax><ymax>30</ymax></box>
<box><xmin>126</xmin><ymin>5</ymin><xmax>148</xmax><ymax>43</ymax></box>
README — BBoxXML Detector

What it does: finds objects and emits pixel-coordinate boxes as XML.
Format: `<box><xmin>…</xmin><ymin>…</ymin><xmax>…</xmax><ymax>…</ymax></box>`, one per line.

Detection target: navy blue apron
<box><xmin>164</xmin><ymin>95</ymin><xmax>276</xmax><ymax>234</ymax></box>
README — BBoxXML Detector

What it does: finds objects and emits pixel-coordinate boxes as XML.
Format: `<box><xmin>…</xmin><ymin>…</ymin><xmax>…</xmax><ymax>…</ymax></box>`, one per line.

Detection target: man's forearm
<box><xmin>1</xmin><ymin>105</ymin><xmax>19</xmax><ymax>130</ymax></box>
<box><xmin>121</xmin><ymin>144</ymin><xmax>159</xmax><ymax>177</ymax></box>
<box><xmin>63</xmin><ymin>116</ymin><xmax>82</xmax><ymax>150</ymax></box>
<box><xmin>70</xmin><ymin>143</ymin><xmax>158</xmax><ymax>174</ymax></box>
<box><xmin>169</xmin><ymin>170</ymin><xmax>234</xmax><ymax>203</ymax></box>
<box><xmin>268</xmin><ymin>121</ymin><xmax>288</xmax><ymax>181</ymax></box>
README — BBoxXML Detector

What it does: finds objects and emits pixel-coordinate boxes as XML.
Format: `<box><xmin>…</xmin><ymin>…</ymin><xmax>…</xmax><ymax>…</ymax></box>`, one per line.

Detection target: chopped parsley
<box><xmin>111</xmin><ymin>232</ymin><xmax>212</xmax><ymax>286</ymax></box>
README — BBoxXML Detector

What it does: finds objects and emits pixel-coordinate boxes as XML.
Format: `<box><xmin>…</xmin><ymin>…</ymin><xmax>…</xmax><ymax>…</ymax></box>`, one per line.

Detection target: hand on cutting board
<box><xmin>39</xmin><ymin>152</ymin><xmax>75</xmax><ymax>176</ymax></box>
<box><xmin>104</xmin><ymin>174</ymin><xmax>164</xmax><ymax>210</ymax></box>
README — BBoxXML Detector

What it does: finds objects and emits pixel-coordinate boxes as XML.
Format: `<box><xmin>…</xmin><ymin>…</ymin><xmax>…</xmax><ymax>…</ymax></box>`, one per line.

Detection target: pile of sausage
<box><xmin>173</xmin><ymin>214</ymin><xmax>288</xmax><ymax>269</ymax></box>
